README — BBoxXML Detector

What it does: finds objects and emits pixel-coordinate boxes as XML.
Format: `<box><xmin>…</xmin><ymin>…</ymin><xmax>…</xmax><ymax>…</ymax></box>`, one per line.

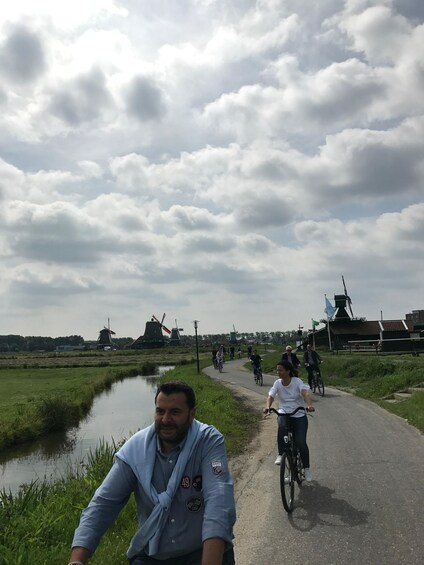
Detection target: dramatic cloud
<box><xmin>0</xmin><ymin>24</ymin><xmax>46</xmax><ymax>83</ymax></box>
<box><xmin>125</xmin><ymin>76</ymin><xmax>167</xmax><ymax>122</ymax></box>
<box><xmin>50</xmin><ymin>67</ymin><xmax>113</xmax><ymax>125</ymax></box>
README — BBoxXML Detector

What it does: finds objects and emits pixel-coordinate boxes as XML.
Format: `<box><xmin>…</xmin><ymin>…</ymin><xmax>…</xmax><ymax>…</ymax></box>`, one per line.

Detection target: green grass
<box><xmin>376</xmin><ymin>390</ymin><xmax>424</xmax><ymax>431</ymax></box>
<box><xmin>0</xmin><ymin>441</ymin><xmax>136</xmax><ymax>565</ymax></box>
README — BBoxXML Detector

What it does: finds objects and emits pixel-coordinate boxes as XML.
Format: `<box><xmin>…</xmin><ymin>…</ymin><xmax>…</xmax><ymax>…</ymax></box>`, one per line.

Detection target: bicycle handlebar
<box><xmin>264</xmin><ymin>406</ymin><xmax>311</xmax><ymax>417</ymax></box>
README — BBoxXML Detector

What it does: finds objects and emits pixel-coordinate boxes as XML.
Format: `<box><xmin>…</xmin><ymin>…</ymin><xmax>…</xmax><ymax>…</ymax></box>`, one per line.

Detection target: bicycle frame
<box><xmin>217</xmin><ymin>357</ymin><xmax>223</xmax><ymax>372</ymax></box>
<box><xmin>310</xmin><ymin>367</ymin><xmax>324</xmax><ymax>397</ymax></box>
<box><xmin>252</xmin><ymin>363</ymin><xmax>263</xmax><ymax>385</ymax></box>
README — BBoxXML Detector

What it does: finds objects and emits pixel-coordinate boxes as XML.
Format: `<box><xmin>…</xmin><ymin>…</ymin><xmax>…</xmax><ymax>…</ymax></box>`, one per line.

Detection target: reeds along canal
<box><xmin>0</xmin><ymin>368</ymin><xmax>172</xmax><ymax>496</ymax></box>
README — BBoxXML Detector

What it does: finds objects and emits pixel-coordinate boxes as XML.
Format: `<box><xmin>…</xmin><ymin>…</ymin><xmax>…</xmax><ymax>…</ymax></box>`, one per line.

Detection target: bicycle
<box><xmin>307</xmin><ymin>365</ymin><xmax>325</xmax><ymax>397</ymax></box>
<box><xmin>217</xmin><ymin>356</ymin><xmax>224</xmax><ymax>373</ymax></box>
<box><xmin>252</xmin><ymin>363</ymin><xmax>263</xmax><ymax>386</ymax></box>
<box><xmin>265</xmin><ymin>406</ymin><xmax>309</xmax><ymax>513</ymax></box>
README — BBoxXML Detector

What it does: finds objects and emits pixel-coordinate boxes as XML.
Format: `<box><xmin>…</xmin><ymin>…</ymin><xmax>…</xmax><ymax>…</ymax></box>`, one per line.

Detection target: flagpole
<box><xmin>325</xmin><ymin>294</ymin><xmax>333</xmax><ymax>351</ymax></box>
<box><xmin>311</xmin><ymin>318</ymin><xmax>315</xmax><ymax>349</ymax></box>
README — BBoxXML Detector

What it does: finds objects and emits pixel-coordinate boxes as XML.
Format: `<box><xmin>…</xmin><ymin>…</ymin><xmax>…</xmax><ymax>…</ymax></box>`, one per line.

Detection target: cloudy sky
<box><xmin>1</xmin><ymin>0</ymin><xmax>423</xmax><ymax>341</ymax></box>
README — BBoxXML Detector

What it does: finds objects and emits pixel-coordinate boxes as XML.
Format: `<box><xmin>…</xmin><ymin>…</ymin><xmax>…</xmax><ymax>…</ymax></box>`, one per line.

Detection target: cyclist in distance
<box><xmin>249</xmin><ymin>349</ymin><xmax>262</xmax><ymax>380</ymax></box>
<box><xmin>281</xmin><ymin>345</ymin><xmax>301</xmax><ymax>370</ymax></box>
<box><xmin>215</xmin><ymin>346</ymin><xmax>225</xmax><ymax>371</ymax></box>
<box><xmin>303</xmin><ymin>344</ymin><xmax>322</xmax><ymax>389</ymax></box>
<box><xmin>263</xmin><ymin>360</ymin><xmax>315</xmax><ymax>481</ymax></box>
<box><xmin>212</xmin><ymin>347</ymin><xmax>218</xmax><ymax>369</ymax></box>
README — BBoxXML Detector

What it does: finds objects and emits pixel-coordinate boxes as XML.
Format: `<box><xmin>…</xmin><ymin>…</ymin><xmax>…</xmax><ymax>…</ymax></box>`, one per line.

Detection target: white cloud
<box><xmin>1</xmin><ymin>0</ymin><xmax>127</xmax><ymax>30</ymax></box>
<box><xmin>335</xmin><ymin>3</ymin><xmax>411</xmax><ymax>65</ymax></box>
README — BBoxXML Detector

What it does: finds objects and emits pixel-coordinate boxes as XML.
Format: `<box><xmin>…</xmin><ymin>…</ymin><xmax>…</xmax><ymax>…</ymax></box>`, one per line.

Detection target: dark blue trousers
<box><xmin>277</xmin><ymin>414</ymin><xmax>310</xmax><ymax>468</ymax></box>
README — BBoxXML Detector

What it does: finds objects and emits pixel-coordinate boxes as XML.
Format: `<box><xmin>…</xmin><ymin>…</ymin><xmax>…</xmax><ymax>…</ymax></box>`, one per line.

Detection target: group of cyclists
<box><xmin>212</xmin><ymin>345</ymin><xmax>243</xmax><ymax>369</ymax></box>
<box><xmin>211</xmin><ymin>342</ymin><xmax>321</xmax><ymax>482</ymax></box>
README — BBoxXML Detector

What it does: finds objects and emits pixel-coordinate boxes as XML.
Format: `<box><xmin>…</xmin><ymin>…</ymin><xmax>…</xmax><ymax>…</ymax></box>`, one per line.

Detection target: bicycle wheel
<box><xmin>280</xmin><ymin>453</ymin><xmax>295</xmax><ymax>513</ymax></box>
<box><xmin>316</xmin><ymin>375</ymin><xmax>325</xmax><ymax>397</ymax></box>
<box><xmin>312</xmin><ymin>375</ymin><xmax>317</xmax><ymax>394</ymax></box>
<box><xmin>258</xmin><ymin>371</ymin><xmax>263</xmax><ymax>386</ymax></box>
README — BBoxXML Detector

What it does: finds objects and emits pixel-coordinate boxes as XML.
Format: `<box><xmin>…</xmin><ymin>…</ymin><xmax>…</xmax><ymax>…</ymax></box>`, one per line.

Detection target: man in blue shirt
<box><xmin>68</xmin><ymin>381</ymin><xmax>236</xmax><ymax>565</ymax></box>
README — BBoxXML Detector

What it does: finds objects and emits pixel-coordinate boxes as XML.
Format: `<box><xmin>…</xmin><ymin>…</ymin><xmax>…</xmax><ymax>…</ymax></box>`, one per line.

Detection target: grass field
<box><xmin>0</xmin><ymin>346</ymin><xmax>197</xmax><ymax>369</ymax></box>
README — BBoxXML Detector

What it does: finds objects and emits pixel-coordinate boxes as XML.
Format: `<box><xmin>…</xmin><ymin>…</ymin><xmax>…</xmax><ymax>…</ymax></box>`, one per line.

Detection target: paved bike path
<box><xmin>203</xmin><ymin>356</ymin><xmax>424</xmax><ymax>565</ymax></box>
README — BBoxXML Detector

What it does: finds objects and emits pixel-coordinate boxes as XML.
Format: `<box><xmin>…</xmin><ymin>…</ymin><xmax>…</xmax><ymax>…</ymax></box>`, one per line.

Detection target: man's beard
<box><xmin>155</xmin><ymin>417</ymin><xmax>191</xmax><ymax>447</ymax></box>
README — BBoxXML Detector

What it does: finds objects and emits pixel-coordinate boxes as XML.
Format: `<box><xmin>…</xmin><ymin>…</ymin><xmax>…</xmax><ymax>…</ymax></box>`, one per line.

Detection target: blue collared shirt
<box><xmin>72</xmin><ymin>424</ymin><xmax>235</xmax><ymax>559</ymax></box>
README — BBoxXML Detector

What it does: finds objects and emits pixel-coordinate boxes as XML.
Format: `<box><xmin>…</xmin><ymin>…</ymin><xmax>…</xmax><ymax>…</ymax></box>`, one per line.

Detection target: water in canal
<box><xmin>0</xmin><ymin>368</ymin><xmax>172</xmax><ymax>495</ymax></box>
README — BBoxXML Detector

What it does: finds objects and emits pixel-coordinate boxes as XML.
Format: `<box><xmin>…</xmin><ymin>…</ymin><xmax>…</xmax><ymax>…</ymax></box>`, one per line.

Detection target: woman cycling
<box><xmin>263</xmin><ymin>359</ymin><xmax>315</xmax><ymax>481</ymax></box>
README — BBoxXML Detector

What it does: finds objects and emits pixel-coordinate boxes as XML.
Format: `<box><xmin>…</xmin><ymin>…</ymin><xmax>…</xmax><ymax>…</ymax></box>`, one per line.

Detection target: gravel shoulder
<box><xmin>222</xmin><ymin>383</ymin><xmax>276</xmax><ymax>565</ymax></box>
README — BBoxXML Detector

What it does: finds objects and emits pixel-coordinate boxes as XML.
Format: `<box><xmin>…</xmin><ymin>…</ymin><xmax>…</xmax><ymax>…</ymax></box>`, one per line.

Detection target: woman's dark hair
<box><xmin>155</xmin><ymin>381</ymin><xmax>196</xmax><ymax>409</ymax></box>
<box><xmin>277</xmin><ymin>359</ymin><xmax>298</xmax><ymax>377</ymax></box>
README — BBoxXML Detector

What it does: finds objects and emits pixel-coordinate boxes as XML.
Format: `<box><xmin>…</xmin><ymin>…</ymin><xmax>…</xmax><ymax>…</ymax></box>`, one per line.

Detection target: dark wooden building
<box><xmin>310</xmin><ymin>289</ymin><xmax>423</xmax><ymax>353</ymax></box>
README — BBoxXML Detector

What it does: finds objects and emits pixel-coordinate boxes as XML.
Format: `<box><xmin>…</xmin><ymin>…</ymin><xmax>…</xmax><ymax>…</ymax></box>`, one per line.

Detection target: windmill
<box><xmin>334</xmin><ymin>276</ymin><xmax>354</xmax><ymax>320</ymax></box>
<box><xmin>129</xmin><ymin>313</ymin><xmax>171</xmax><ymax>349</ymax></box>
<box><xmin>230</xmin><ymin>324</ymin><xmax>238</xmax><ymax>344</ymax></box>
<box><xmin>170</xmin><ymin>319</ymin><xmax>184</xmax><ymax>346</ymax></box>
<box><xmin>97</xmin><ymin>318</ymin><xmax>115</xmax><ymax>349</ymax></box>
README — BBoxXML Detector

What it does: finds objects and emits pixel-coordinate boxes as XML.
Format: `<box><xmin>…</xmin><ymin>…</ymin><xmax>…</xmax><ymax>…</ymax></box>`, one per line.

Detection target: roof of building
<box><xmin>380</xmin><ymin>320</ymin><xmax>408</xmax><ymax>332</ymax></box>
<box><xmin>317</xmin><ymin>318</ymin><xmax>411</xmax><ymax>336</ymax></box>
<box><xmin>329</xmin><ymin>320</ymin><xmax>380</xmax><ymax>335</ymax></box>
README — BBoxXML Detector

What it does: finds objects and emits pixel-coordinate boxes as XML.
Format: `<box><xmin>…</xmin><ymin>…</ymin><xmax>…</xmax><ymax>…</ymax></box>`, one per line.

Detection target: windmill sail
<box><xmin>152</xmin><ymin>314</ymin><xmax>171</xmax><ymax>334</ymax></box>
<box><xmin>342</xmin><ymin>276</ymin><xmax>354</xmax><ymax>317</ymax></box>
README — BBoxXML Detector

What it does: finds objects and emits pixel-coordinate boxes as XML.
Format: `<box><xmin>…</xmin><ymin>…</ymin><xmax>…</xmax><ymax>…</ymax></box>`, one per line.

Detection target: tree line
<box><xmin>0</xmin><ymin>329</ymin><xmax>301</xmax><ymax>352</ymax></box>
<box><xmin>0</xmin><ymin>335</ymin><xmax>85</xmax><ymax>352</ymax></box>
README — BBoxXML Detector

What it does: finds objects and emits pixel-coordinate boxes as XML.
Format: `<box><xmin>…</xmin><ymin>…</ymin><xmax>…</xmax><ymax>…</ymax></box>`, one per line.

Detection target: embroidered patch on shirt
<box><xmin>186</xmin><ymin>496</ymin><xmax>203</xmax><ymax>512</ymax></box>
<box><xmin>193</xmin><ymin>475</ymin><xmax>202</xmax><ymax>491</ymax></box>
<box><xmin>211</xmin><ymin>460</ymin><xmax>223</xmax><ymax>475</ymax></box>
<box><xmin>180</xmin><ymin>475</ymin><xmax>191</xmax><ymax>489</ymax></box>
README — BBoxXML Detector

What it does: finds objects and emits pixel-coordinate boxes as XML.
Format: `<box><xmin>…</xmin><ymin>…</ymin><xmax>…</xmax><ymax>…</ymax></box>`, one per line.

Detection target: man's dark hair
<box><xmin>155</xmin><ymin>381</ymin><xmax>196</xmax><ymax>409</ymax></box>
